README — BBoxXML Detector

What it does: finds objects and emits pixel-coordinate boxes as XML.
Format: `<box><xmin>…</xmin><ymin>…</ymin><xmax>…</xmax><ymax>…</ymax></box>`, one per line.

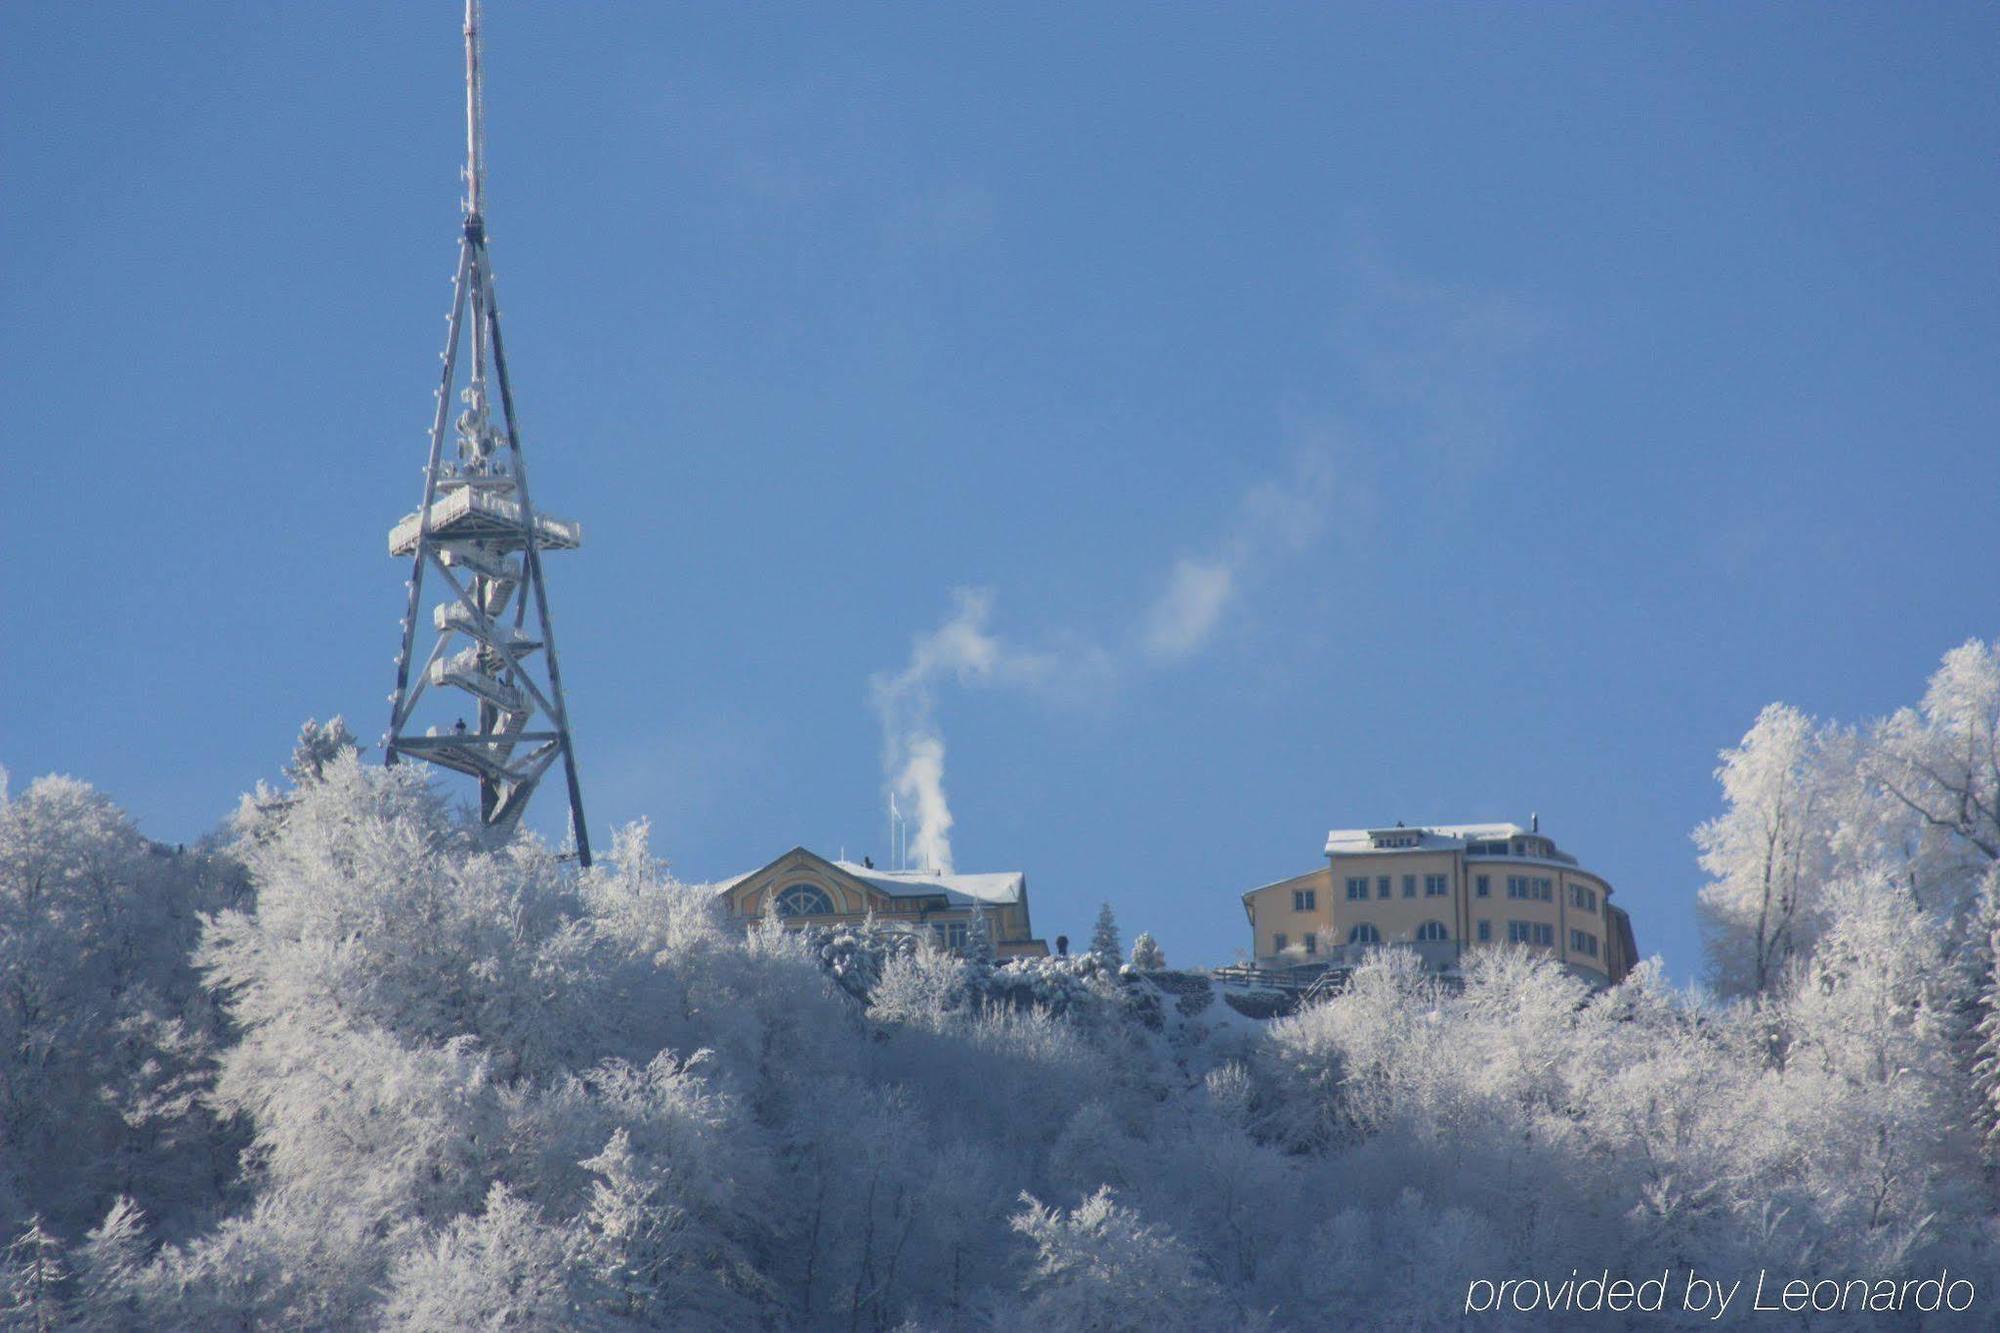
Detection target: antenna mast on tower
<box><xmin>383</xmin><ymin>0</ymin><xmax>592</xmax><ymax>864</ymax></box>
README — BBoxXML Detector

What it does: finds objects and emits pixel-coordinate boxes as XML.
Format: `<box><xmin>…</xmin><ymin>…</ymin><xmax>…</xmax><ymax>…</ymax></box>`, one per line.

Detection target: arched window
<box><xmin>1415</xmin><ymin>920</ymin><xmax>1449</xmax><ymax>943</ymax></box>
<box><xmin>773</xmin><ymin>883</ymin><xmax>834</xmax><ymax>917</ymax></box>
<box><xmin>1347</xmin><ymin>923</ymin><xmax>1381</xmax><ymax>945</ymax></box>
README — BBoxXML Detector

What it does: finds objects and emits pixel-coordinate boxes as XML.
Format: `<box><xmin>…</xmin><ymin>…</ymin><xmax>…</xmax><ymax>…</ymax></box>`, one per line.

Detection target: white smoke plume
<box><xmin>1141</xmin><ymin>448</ymin><xmax>1335</xmax><ymax>661</ymax></box>
<box><xmin>870</xmin><ymin>450</ymin><xmax>1334</xmax><ymax>873</ymax></box>
<box><xmin>870</xmin><ymin>588</ymin><xmax>1054</xmax><ymax>873</ymax></box>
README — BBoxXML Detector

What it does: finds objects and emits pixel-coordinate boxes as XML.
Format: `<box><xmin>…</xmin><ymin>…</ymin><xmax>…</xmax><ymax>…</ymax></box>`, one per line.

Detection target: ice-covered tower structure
<box><xmin>384</xmin><ymin>0</ymin><xmax>591</xmax><ymax>864</ymax></box>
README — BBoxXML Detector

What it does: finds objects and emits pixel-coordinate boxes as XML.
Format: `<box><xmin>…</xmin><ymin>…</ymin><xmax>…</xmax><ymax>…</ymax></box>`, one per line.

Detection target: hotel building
<box><xmin>1241</xmin><ymin>821</ymin><xmax>1637</xmax><ymax>985</ymax></box>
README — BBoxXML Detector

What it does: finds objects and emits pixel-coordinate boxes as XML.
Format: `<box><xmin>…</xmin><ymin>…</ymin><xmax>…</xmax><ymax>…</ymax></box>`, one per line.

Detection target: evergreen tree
<box><xmin>4</xmin><ymin>1216</ymin><xmax>68</xmax><ymax>1333</ymax></box>
<box><xmin>1129</xmin><ymin>932</ymin><xmax>1165</xmax><ymax>971</ymax></box>
<box><xmin>1089</xmin><ymin>902</ymin><xmax>1121</xmax><ymax>969</ymax></box>
<box><xmin>73</xmin><ymin>1197</ymin><xmax>147</xmax><ymax>1332</ymax></box>
<box><xmin>966</xmin><ymin>910</ymin><xmax>994</xmax><ymax>964</ymax></box>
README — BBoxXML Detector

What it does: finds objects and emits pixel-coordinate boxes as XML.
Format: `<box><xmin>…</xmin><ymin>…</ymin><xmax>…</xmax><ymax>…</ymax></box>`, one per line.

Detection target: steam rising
<box><xmin>1142</xmin><ymin>450</ymin><xmax>1334</xmax><ymax>661</ymax></box>
<box><xmin>870</xmin><ymin>589</ymin><xmax>1052</xmax><ymax>874</ymax></box>
<box><xmin>871</xmin><ymin>451</ymin><xmax>1334</xmax><ymax>872</ymax></box>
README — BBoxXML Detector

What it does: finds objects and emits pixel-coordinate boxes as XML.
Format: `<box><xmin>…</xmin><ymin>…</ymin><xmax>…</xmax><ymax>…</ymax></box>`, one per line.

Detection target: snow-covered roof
<box><xmin>1238</xmin><ymin>866</ymin><xmax>1329</xmax><ymax>898</ymax></box>
<box><xmin>706</xmin><ymin>870</ymin><xmax>755</xmax><ymax>896</ymax></box>
<box><xmin>707</xmin><ymin>852</ymin><xmax>1024</xmax><ymax>910</ymax></box>
<box><xmin>831</xmin><ymin>861</ymin><xmax>1025</xmax><ymax>908</ymax></box>
<box><xmin>1324</xmin><ymin>823</ymin><xmax>1530</xmax><ymax>855</ymax></box>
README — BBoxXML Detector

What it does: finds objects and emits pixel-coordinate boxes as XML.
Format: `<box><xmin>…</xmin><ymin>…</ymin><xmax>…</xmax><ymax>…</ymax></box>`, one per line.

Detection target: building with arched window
<box><xmin>715</xmin><ymin>846</ymin><xmax>1049</xmax><ymax>958</ymax></box>
<box><xmin>1240</xmin><ymin>821</ymin><xmax>1638</xmax><ymax>985</ymax></box>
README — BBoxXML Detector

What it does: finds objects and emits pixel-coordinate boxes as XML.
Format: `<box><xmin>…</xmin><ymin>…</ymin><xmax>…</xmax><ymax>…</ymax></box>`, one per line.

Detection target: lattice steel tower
<box><xmin>384</xmin><ymin>0</ymin><xmax>591</xmax><ymax>864</ymax></box>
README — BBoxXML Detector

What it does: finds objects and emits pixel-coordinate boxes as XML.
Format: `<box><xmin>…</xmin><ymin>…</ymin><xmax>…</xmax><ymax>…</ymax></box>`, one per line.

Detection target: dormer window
<box><xmin>773</xmin><ymin>883</ymin><xmax>835</xmax><ymax>917</ymax></box>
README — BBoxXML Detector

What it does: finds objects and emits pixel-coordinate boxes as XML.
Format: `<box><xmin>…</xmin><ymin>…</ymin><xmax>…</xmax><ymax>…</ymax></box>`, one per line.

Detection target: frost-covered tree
<box><xmin>71</xmin><ymin>1198</ymin><xmax>146</xmax><ymax>1333</ymax></box>
<box><xmin>1089</xmin><ymin>902</ymin><xmax>1121</xmax><ymax>969</ymax></box>
<box><xmin>1695</xmin><ymin>703</ymin><xmax>1835</xmax><ymax>995</ymax></box>
<box><xmin>3</xmin><ymin>1216</ymin><xmax>67</xmax><ymax>1333</ymax></box>
<box><xmin>1770</xmin><ymin>875</ymin><xmax>1980</xmax><ymax>1256</ymax></box>
<box><xmin>1129</xmin><ymin>931</ymin><xmax>1165</xmax><ymax>971</ymax></box>
<box><xmin>0</xmin><ymin>774</ymin><xmax>245</xmax><ymax>1241</ymax></box>
<box><xmin>15</xmin><ymin>652</ymin><xmax>2000</xmax><ymax>1327</ymax></box>
<box><xmin>966</xmin><ymin>909</ymin><xmax>995</xmax><ymax>964</ymax></box>
<box><xmin>1868</xmin><ymin>639</ymin><xmax>2000</xmax><ymax>876</ymax></box>
<box><xmin>284</xmin><ymin>715</ymin><xmax>359</xmax><ymax>787</ymax></box>
<box><xmin>869</xmin><ymin>939</ymin><xmax>972</xmax><ymax>1033</ymax></box>
<box><xmin>1006</xmin><ymin>1188</ymin><xmax>1227</xmax><ymax>1333</ymax></box>
<box><xmin>1972</xmin><ymin>868</ymin><xmax>2000</xmax><ymax>1164</ymax></box>
<box><xmin>175</xmin><ymin>755</ymin><xmax>780</xmax><ymax>1323</ymax></box>
<box><xmin>381</xmin><ymin>1185</ymin><xmax>575</xmax><ymax>1331</ymax></box>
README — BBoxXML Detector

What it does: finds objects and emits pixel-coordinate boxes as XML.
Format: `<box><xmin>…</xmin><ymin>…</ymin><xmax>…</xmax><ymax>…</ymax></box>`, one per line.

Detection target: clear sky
<box><xmin>5</xmin><ymin>3</ymin><xmax>1997</xmax><ymax>978</ymax></box>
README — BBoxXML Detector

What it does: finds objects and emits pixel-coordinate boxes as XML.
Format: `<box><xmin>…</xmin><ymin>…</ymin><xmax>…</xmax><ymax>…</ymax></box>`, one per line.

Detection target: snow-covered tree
<box><xmin>1129</xmin><ymin>931</ymin><xmax>1165</xmax><ymax>971</ymax></box>
<box><xmin>1773</xmin><ymin>876</ymin><xmax>1976</xmax><ymax>1243</ymax></box>
<box><xmin>1694</xmin><ymin>702</ymin><xmax>1835</xmax><ymax>995</ymax></box>
<box><xmin>0</xmin><ymin>774</ymin><xmax>245</xmax><ymax>1241</ymax></box>
<box><xmin>1868</xmin><ymin>639</ymin><xmax>2000</xmax><ymax>876</ymax></box>
<box><xmin>12</xmin><ymin>651</ymin><xmax>2000</xmax><ymax>1325</ymax></box>
<box><xmin>965</xmin><ymin>908</ymin><xmax>996</xmax><ymax>964</ymax></box>
<box><xmin>1844</xmin><ymin>635</ymin><xmax>2000</xmax><ymax>1125</ymax></box>
<box><xmin>284</xmin><ymin>715</ymin><xmax>359</xmax><ymax>787</ymax></box>
<box><xmin>1972</xmin><ymin>868</ymin><xmax>2000</xmax><ymax>1164</ymax></box>
<box><xmin>1089</xmin><ymin>902</ymin><xmax>1121</xmax><ymax>969</ymax></box>
<box><xmin>72</xmin><ymin>1198</ymin><xmax>147</xmax><ymax>1333</ymax></box>
<box><xmin>381</xmin><ymin>1185</ymin><xmax>575</xmax><ymax>1331</ymax></box>
<box><xmin>1006</xmin><ymin>1188</ymin><xmax>1226</xmax><ymax>1332</ymax></box>
<box><xmin>3</xmin><ymin>1216</ymin><xmax>68</xmax><ymax>1333</ymax></box>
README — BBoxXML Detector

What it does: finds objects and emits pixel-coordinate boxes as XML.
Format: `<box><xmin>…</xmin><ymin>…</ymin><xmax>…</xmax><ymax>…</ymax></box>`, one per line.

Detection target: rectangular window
<box><xmin>1424</xmin><ymin>873</ymin><xmax>1448</xmax><ymax>897</ymax></box>
<box><xmin>1477</xmin><ymin>920</ymin><xmax>1492</xmax><ymax>942</ymax></box>
<box><xmin>1508</xmin><ymin>920</ymin><xmax>1532</xmax><ymax>944</ymax></box>
<box><xmin>1475</xmin><ymin>874</ymin><xmax>1490</xmax><ymax>898</ymax></box>
<box><xmin>1293</xmin><ymin>888</ymin><xmax>1317</xmax><ymax>912</ymax></box>
<box><xmin>1273</xmin><ymin>932</ymin><xmax>1288</xmax><ymax>954</ymax></box>
<box><xmin>1506</xmin><ymin>876</ymin><xmax>1526</xmax><ymax>900</ymax></box>
<box><xmin>1401</xmin><ymin>874</ymin><xmax>1416</xmax><ymax>899</ymax></box>
<box><xmin>1304</xmin><ymin>932</ymin><xmax>1318</xmax><ymax>956</ymax></box>
<box><xmin>1570</xmin><ymin>884</ymin><xmax>1598</xmax><ymax>913</ymax></box>
<box><xmin>1377</xmin><ymin>876</ymin><xmax>1391</xmax><ymax>900</ymax></box>
<box><xmin>1570</xmin><ymin>929</ymin><xmax>1599</xmax><ymax>957</ymax></box>
<box><xmin>1346</xmin><ymin>877</ymin><xmax>1369</xmax><ymax>901</ymax></box>
<box><xmin>946</xmin><ymin>922</ymin><xmax>969</xmax><ymax>949</ymax></box>
<box><xmin>1534</xmin><ymin>923</ymin><xmax>1554</xmax><ymax>947</ymax></box>
<box><xmin>1535</xmin><ymin>877</ymin><xmax>1554</xmax><ymax>902</ymax></box>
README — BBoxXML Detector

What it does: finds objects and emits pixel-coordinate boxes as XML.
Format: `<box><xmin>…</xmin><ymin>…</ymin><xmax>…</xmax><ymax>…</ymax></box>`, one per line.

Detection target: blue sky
<box><xmin>4</xmin><ymin>4</ymin><xmax>1997</xmax><ymax>978</ymax></box>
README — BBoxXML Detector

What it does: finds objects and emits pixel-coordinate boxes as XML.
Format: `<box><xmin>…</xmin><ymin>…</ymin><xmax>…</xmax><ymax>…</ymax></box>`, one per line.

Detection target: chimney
<box><xmin>1531</xmin><ymin>812</ymin><xmax>1539</xmax><ymax>833</ymax></box>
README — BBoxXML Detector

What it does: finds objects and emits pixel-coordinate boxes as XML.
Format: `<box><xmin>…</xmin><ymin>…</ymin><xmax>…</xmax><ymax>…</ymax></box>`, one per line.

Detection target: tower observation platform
<box><xmin>382</xmin><ymin>1</ymin><xmax>592</xmax><ymax>863</ymax></box>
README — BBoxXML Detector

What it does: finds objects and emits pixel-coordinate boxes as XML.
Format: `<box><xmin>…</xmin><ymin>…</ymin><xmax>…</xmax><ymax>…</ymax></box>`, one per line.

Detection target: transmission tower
<box><xmin>384</xmin><ymin>0</ymin><xmax>591</xmax><ymax>864</ymax></box>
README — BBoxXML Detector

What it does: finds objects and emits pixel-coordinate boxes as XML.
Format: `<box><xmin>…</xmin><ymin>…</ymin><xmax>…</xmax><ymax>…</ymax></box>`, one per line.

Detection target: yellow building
<box><xmin>716</xmin><ymin>846</ymin><xmax>1050</xmax><ymax>959</ymax></box>
<box><xmin>1241</xmin><ymin>821</ymin><xmax>1637</xmax><ymax>985</ymax></box>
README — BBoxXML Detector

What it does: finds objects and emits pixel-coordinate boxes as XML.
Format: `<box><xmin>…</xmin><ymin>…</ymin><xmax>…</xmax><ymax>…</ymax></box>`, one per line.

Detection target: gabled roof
<box><xmin>709</xmin><ymin>846</ymin><xmax>1025</xmax><ymax>910</ymax></box>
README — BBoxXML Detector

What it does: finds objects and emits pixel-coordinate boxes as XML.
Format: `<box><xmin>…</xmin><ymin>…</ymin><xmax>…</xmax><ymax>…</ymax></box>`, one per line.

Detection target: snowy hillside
<box><xmin>5</xmin><ymin>638</ymin><xmax>2000</xmax><ymax>1328</ymax></box>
